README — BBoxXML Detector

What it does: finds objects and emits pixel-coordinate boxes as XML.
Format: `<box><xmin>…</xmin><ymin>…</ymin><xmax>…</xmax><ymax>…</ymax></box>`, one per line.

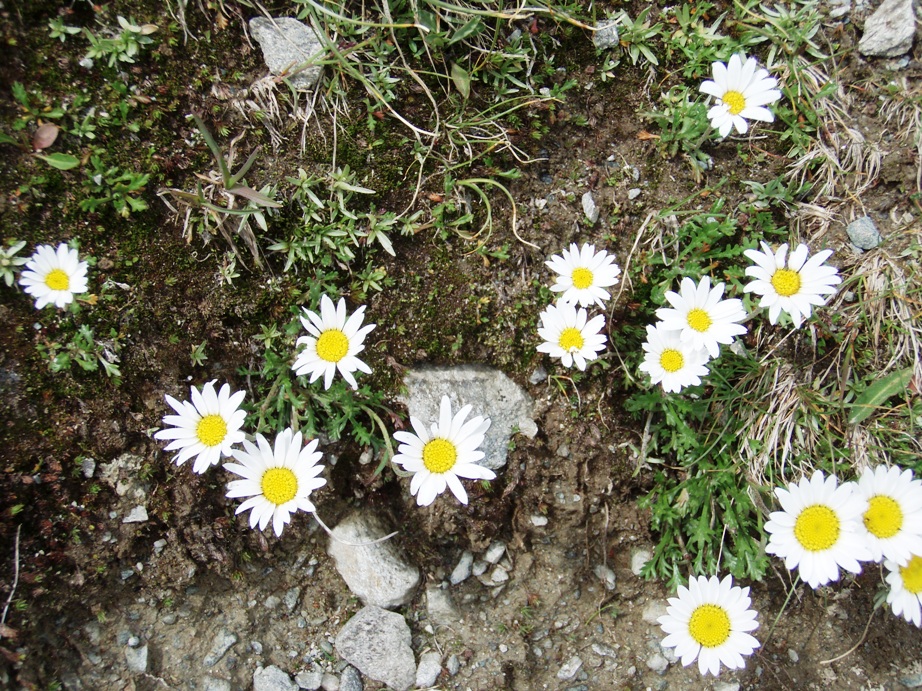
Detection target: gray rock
<box><xmin>713</xmin><ymin>683</ymin><xmax>741</xmax><ymax>691</ymax></box>
<box><xmin>328</xmin><ymin>512</ymin><xmax>420</xmax><ymax>609</ymax></box>
<box><xmin>81</xmin><ymin>457</ymin><xmax>96</xmax><ymax>479</ymax></box>
<box><xmin>264</xmin><ymin>595</ymin><xmax>282</xmax><ymax>610</ymax></box>
<box><xmin>295</xmin><ymin>669</ymin><xmax>323</xmax><ymax>690</ymax></box>
<box><xmin>592</xmin><ymin>22</ymin><xmax>620</xmax><ymax>51</ymax></box>
<box><xmin>426</xmin><ymin>585</ymin><xmax>460</xmax><ymax>626</ymax></box>
<box><xmin>901</xmin><ymin>673</ymin><xmax>922</xmax><ymax>688</ymax></box>
<box><xmin>593</xmin><ymin>564</ymin><xmax>616</xmax><ymax>591</ymax></box>
<box><xmin>202</xmin><ymin>678</ymin><xmax>232</xmax><ymax>691</ymax></box>
<box><xmin>204</xmin><ymin>628</ymin><xmax>238</xmax><ymax>667</ymax></box>
<box><xmin>846</xmin><ymin>215</ymin><xmax>882</xmax><ymax>249</ymax></box>
<box><xmin>415</xmin><ymin>651</ymin><xmax>441</xmax><ymax>688</ymax></box>
<box><xmin>124</xmin><ymin>644</ymin><xmax>148</xmax><ymax>674</ymax></box>
<box><xmin>320</xmin><ymin>673</ymin><xmax>339</xmax><ymax>691</ymax></box>
<box><xmin>827</xmin><ymin>0</ymin><xmax>851</xmax><ymax>18</ymax></box>
<box><xmin>249</xmin><ymin>17</ymin><xmax>324</xmax><ymax>90</ymax></box>
<box><xmin>788</xmin><ymin>648</ymin><xmax>800</xmax><ymax>663</ymax></box>
<box><xmin>283</xmin><ymin>587</ymin><xmax>301</xmax><ymax>612</ymax></box>
<box><xmin>581</xmin><ymin>192</ymin><xmax>599</xmax><ymax>224</ymax></box>
<box><xmin>641</xmin><ymin>601</ymin><xmax>668</xmax><ymax>625</ymax></box>
<box><xmin>628</xmin><ymin>188</ymin><xmax>641</xmax><ymax>200</ymax></box>
<box><xmin>254</xmin><ymin>665</ymin><xmax>298</xmax><ymax>691</ymax></box>
<box><xmin>591</xmin><ymin>642</ymin><xmax>617</xmax><ymax>658</ymax></box>
<box><xmin>400</xmin><ymin>365</ymin><xmax>538</xmax><ymax>470</ymax></box>
<box><xmin>472</xmin><ymin>560</ymin><xmax>488</xmax><ymax>577</ymax></box>
<box><xmin>488</xmin><ymin>566</ymin><xmax>509</xmax><ymax>584</ymax></box>
<box><xmin>858</xmin><ymin>0</ymin><xmax>916</xmax><ymax>57</ymax></box>
<box><xmin>630</xmin><ymin>549</ymin><xmax>652</xmax><ymax>576</ymax></box>
<box><xmin>528</xmin><ymin>365</ymin><xmax>547</xmax><ymax>385</ymax></box>
<box><xmin>335</xmin><ymin>606</ymin><xmax>416</xmax><ymax>691</ymax></box>
<box><xmin>340</xmin><ymin>666</ymin><xmax>363</xmax><ymax>691</ymax></box>
<box><xmin>446</xmin><ymin>654</ymin><xmax>460</xmax><ymax>676</ymax></box>
<box><xmin>450</xmin><ymin>551</ymin><xmax>474</xmax><ymax>585</ymax></box>
<box><xmin>484</xmin><ymin>541</ymin><xmax>506</xmax><ymax>564</ymax></box>
<box><xmin>557</xmin><ymin>656</ymin><xmax>583</xmax><ymax>681</ymax></box>
<box><xmin>646</xmin><ymin>653</ymin><xmax>669</xmax><ymax>674</ymax></box>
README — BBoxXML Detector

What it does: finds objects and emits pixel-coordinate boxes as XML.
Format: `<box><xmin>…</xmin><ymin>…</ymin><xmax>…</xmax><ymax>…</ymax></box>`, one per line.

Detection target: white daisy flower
<box><xmin>18</xmin><ymin>242</ymin><xmax>89</xmax><ymax>309</ymax></box>
<box><xmin>545</xmin><ymin>242</ymin><xmax>622</xmax><ymax>308</ymax></box>
<box><xmin>655</xmin><ymin>276</ymin><xmax>748</xmax><ymax>359</ymax></box>
<box><xmin>658</xmin><ymin>574</ymin><xmax>760</xmax><ymax>677</ymax></box>
<box><xmin>856</xmin><ymin>465</ymin><xmax>922</xmax><ymax>565</ymax></box>
<box><xmin>224</xmin><ymin>428</ymin><xmax>327</xmax><ymax>537</ymax></box>
<box><xmin>393</xmin><ymin>395</ymin><xmax>495</xmax><ymax>507</ymax></box>
<box><xmin>743</xmin><ymin>241</ymin><xmax>842</xmax><ymax>328</ymax></box>
<box><xmin>154</xmin><ymin>380</ymin><xmax>247</xmax><ymax>474</ymax></box>
<box><xmin>293</xmin><ymin>295</ymin><xmax>376</xmax><ymax>390</ymax></box>
<box><xmin>885</xmin><ymin>555</ymin><xmax>922</xmax><ymax>627</ymax></box>
<box><xmin>764</xmin><ymin>470</ymin><xmax>871</xmax><ymax>589</ymax></box>
<box><xmin>638</xmin><ymin>322</ymin><xmax>710</xmax><ymax>393</ymax></box>
<box><xmin>699</xmin><ymin>54</ymin><xmax>782</xmax><ymax>138</ymax></box>
<box><xmin>536</xmin><ymin>300</ymin><xmax>607</xmax><ymax>370</ymax></box>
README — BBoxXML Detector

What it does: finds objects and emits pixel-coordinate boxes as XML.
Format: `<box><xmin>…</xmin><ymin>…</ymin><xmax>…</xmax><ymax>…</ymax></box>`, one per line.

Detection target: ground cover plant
<box><xmin>1</xmin><ymin>0</ymin><xmax>921</xmax><ymax>688</ymax></box>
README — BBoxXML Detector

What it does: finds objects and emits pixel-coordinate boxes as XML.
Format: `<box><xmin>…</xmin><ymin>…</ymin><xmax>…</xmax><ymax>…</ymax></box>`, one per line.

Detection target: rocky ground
<box><xmin>2</xmin><ymin>0</ymin><xmax>922</xmax><ymax>690</ymax></box>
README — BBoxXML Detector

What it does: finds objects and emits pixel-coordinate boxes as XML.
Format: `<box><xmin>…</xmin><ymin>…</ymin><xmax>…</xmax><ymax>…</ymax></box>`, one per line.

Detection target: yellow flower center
<box><xmin>688</xmin><ymin>604</ymin><xmax>731</xmax><ymax>648</ymax></box>
<box><xmin>864</xmin><ymin>495</ymin><xmax>903</xmax><ymax>539</ymax></box>
<box><xmin>722</xmin><ymin>90</ymin><xmax>746</xmax><ymax>115</ymax></box>
<box><xmin>45</xmin><ymin>268</ymin><xmax>70</xmax><ymax>291</ymax></box>
<box><xmin>559</xmin><ymin>327</ymin><xmax>584</xmax><ymax>352</ymax></box>
<box><xmin>770</xmin><ymin>268</ymin><xmax>802</xmax><ymax>297</ymax></box>
<box><xmin>794</xmin><ymin>504</ymin><xmax>840</xmax><ymax>552</ymax></box>
<box><xmin>261</xmin><ymin>467</ymin><xmax>298</xmax><ymax>506</ymax></box>
<box><xmin>571</xmin><ymin>267</ymin><xmax>594</xmax><ymax>290</ymax></box>
<box><xmin>659</xmin><ymin>349</ymin><xmax>684</xmax><ymax>373</ymax></box>
<box><xmin>316</xmin><ymin>329</ymin><xmax>349</xmax><ymax>363</ymax></box>
<box><xmin>422</xmin><ymin>438</ymin><xmax>457</xmax><ymax>474</ymax></box>
<box><xmin>196</xmin><ymin>414</ymin><xmax>227</xmax><ymax>447</ymax></box>
<box><xmin>900</xmin><ymin>556</ymin><xmax>922</xmax><ymax>594</ymax></box>
<box><xmin>686</xmin><ymin>308</ymin><xmax>712</xmax><ymax>333</ymax></box>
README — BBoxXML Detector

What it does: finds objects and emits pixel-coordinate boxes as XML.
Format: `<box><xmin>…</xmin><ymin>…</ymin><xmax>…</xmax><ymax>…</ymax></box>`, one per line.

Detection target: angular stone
<box><xmin>425</xmin><ymin>585</ymin><xmax>460</xmax><ymax>626</ymax></box>
<box><xmin>335</xmin><ymin>606</ymin><xmax>416</xmax><ymax>691</ymax></box>
<box><xmin>295</xmin><ymin>669</ymin><xmax>323</xmax><ymax>690</ymax></box>
<box><xmin>858</xmin><ymin>0</ymin><xmax>916</xmax><ymax>57</ymax></box>
<box><xmin>124</xmin><ymin>644</ymin><xmax>148</xmax><ymax>674</ymax></box>
<box><xmin>557</xmin><ymin>655</ymin><xmax>582</xmax><ymax>680</ymax></box>
<box><xmin>401</xmin><ymin>365</ymin><xmax>538</xmax><ymax>470</ymax></box>
<box><xmin>592</xmin><ymin>22</ymin><xmax>620</xmax><ymax>51</ymax></box>
<box><xmin>450</xmin><ymin>551</ymin><xmax>473</xmax><ymax>585</ymax></box>
<box><xmin>415</xmin><ymin>651</ymin><xmax>441</xmax><ymax>688</ymax></box>
<box><xmin>846</xmin><ymin>215</ymin><xmax>882</xmax><ymax>249</ymax></box>
<box><xmin>122</xmin><ymin>505</ymin><xmax>148</xmax><ymax>523</ymax></box>
<box><xmin>249</xmin><ymin>17</ymin><xmax>324</xmax><ymax>90</ymax></box>
<box><xmin>581</xmin><ymin>191</ymin><xmax>599</xmax><ymax>224</ymax></box>
<box><xmin>204</xmin><ymin>628</ymin><xmax>238</xmax><ymax>667</ymax></box>
<box><xmin>328</xmin><ymin>512</ymin><xmax>420</xmax><ymax>609</ymax></box>
<box><xmin>340</xmin><ymin>666</ymin><xmax>363</xmax><ymax>691</ymax></box>
<box><xmin>253</xmin><ymin>665</ymin><xmax>298</xmax><ymax>691</ymax></box>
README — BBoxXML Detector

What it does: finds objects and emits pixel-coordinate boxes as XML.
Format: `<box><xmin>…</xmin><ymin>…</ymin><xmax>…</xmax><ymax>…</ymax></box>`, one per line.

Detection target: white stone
<box><xmin>557</xmin><ymin>655</ymin><xmax>583</xmax><ymax>680</ymax></box>
<box><xmin>582</xmin><ymin>192</ymin><xmax>599</xmax><ymax>224</ymax></box>
<box><xmin>630</xmin><ymin>549</ymin><xmax>652</xmax><ymax>576</ymax></box>
<box><xmin>858</xmin><ymin>0</ymin><xmax>916</xmax><ymax>57</ymax></box>
<box><xmin>641</xmin><ymin>601</ymin><xmax>668</xmax><ymax>625</ymax></box>
<box><xmin>415</xmin><ymin>651</ymin><xmax>442</xmax><ymax>688</ymax></box>
<box><xmin>328</xmin><ymin>512</ymin><xmax>420</xmax><ymax>609</ymax></box>
<box><xmin>530</xmin><ymin>514</ymin><xmax>549</xmax><ymax>527</ymax></box>
<box><xmin>254</xmin><ymin>665</ymin><xmax>298</xmax><ymax>691</ymax></box>
<box><xmin>335</xmin><ymin>606</ymin><xmax>416</xmax><ymax>691</ymax></box>
<box><xmin>484</xmin><ymin>541</ymin><xmax>506</xmax><ymax>564</ymax></box>
<box><xmin>400</xmin><ymin>366</ymin><xmax>538</xmax><ymax>470</ymax></box>
<box><xmin>124</xmin><ymin>644</ymin><xmax>148</xmax><ymax>674</ymax></box>
<box><xmin>249</xmin><ymin>17</ymin><xmax>324</xmax><ymax>89</ymax></box>
<box><xmin>646</xmin><ymin>653</ymin><xmax>669</xmax><ymax>674</ymax></box>
<box><xmin>593</xmin><ymin>564</ymin><xmax>616</xmax><ymax>591</ymax></box>
<box><xmin>450</xmin><ymin>551</ymin><xmax>473</xmax><ymax>585</ymax></box>
<box><xmin>295</xmin><ymin>669</ymin><xmax>323</xmax><ymax>690</ymax></box>
<box><xmin>426</xmin><ymin>585</ymin><xmax>460</xmax><ymax>626</ymax></box>
<box><xmin>592</xmin><ymin>22</ymin><xmax>620</xmax><ymax>51</ymax></box>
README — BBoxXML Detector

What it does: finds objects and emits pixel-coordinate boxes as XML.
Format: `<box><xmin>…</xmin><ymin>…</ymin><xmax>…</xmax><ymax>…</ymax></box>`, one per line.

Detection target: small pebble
<box><xmin>557</xmin><ymin>655</ymin><xmax>583</xmax><ymax>681</ymax></box>
<box><xmin>530</xmin><ymin>514</ymin><xmax>549</xmax><ymax>527</ymax></box>
<box><xmin>788</xmin><ymin>648</ymin><xmax>799</xmax><ymax>663</ymax></box>
<box><xmin>450</xmin><ymin>551</ymin><xmax>473</xmax><ymax>585</ymax></box>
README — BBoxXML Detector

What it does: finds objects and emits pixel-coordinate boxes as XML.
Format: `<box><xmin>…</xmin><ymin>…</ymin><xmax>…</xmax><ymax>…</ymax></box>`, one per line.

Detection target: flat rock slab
<box><xmin>400</xmin><ymin>365</ymin><xmax>538</xmax><ymax>470</ymax></box>
<box><xmin>328</xmin><ymin>512</ymin><xmax>420</xmax><ymax>609</ymax></box>
<box><xmin>249</xmin><ymin>17</ymin><xmax>324</xmax><ymax>90</ymax></box>
<box><xmin>858</xmin><ymin>0</ymin><xmax>916</xmax><ymax>57</ymax></box>
<box><xmin>335</xmin><ymin>606</ymin><xmax>416</xmax><ymax>691</ymax></box>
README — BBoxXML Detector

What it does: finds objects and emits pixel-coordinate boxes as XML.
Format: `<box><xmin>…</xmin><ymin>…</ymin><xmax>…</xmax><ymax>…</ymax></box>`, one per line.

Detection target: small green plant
<box><xmin>36</xmin><ymin>325</ymin><xmax>123</xmax><ymax>380</ymax></box>
<box><xmin>80</xmin><ymin>154</ymin><xmax>150</xmax><ymax>217</ymax></box>
<box><xmin>83</xmin><ymin>16</ymin><xmax>159</xmax><ymax>68</ymax></box>
<box><xmin>612</xmin><ymin>8</ymin><xmax>662</xmax><ymax>66</ymax></box>
<box><xmin>48</xmin><ymin>17</ymin><xmax>81</xmax><ymax>42</ymax></box>
<box><xmin>0</xmin><ymin>240</ymin><xmax>28</xmax><ymax>286</ymax></box>
<box><xmin>190</xmin><ymin>341</ymin><xmax>208</xmax><ymax>367</ymax></box>
<box><xmin>643</xmin><ymin>86</ymin><xmax>713</xmax><ymax>179</ymax></box>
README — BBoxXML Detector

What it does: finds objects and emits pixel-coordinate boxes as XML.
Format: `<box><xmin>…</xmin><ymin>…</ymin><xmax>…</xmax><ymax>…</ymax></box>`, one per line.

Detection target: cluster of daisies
<box><xmin>639</xmin><ymin>241</ymin><xmax>842</xmax><ymax>393</ymax></box>
<box><xmin>154</xmin><ymin>295</ymin><xmax>499</xmax><ymax>535</ymax></box>
<box><xmin>537</xmin><ymin>242</ymin><xmax>620</xmax><ymax>370</ymax></box>
<box><xmin>659</xmin><ymin>465</ymin><xmax>922</xmax><ymax>677</ymax></box>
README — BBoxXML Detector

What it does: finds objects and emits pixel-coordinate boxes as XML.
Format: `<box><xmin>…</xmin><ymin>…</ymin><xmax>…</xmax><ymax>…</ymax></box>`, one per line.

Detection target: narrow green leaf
<box><xmin>34</xmin><ymin>152</ymin><xmax>80</xmax><ymax>170</ymax></box>
<box><xmin>849</xmin><ymin>366</ymin><xmax>914</xmax><ymax>425</ymax></box>
<box><xmin>448</xmin><ymin>17</ymin><xmax>481</xmax><ymax>45</ymax></box>
<box><xmin>450</xmin><ymin>62</ymin><xmax>471</xmax><ymax>100</ymax></box>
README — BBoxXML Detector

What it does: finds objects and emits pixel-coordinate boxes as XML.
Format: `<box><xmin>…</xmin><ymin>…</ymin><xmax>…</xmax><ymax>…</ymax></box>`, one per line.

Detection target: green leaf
<box><xmin>34</xmin><ymin>152</ymin><xmax>80</xmax><ymax>170</ymax></box>
<box><xmin>849</xmin><ymin>366</ymin><xmax>914</xmax><ymax>425</ymax></box>
<box><xmin>448</xmin><ymin>17</ymin><xmax>482</xmax><ymax>45</ymax></box>
<box><xmin>450</xmin><ymin>62</ymin><xmax>471</xmax><ymax>100</ymax></box>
